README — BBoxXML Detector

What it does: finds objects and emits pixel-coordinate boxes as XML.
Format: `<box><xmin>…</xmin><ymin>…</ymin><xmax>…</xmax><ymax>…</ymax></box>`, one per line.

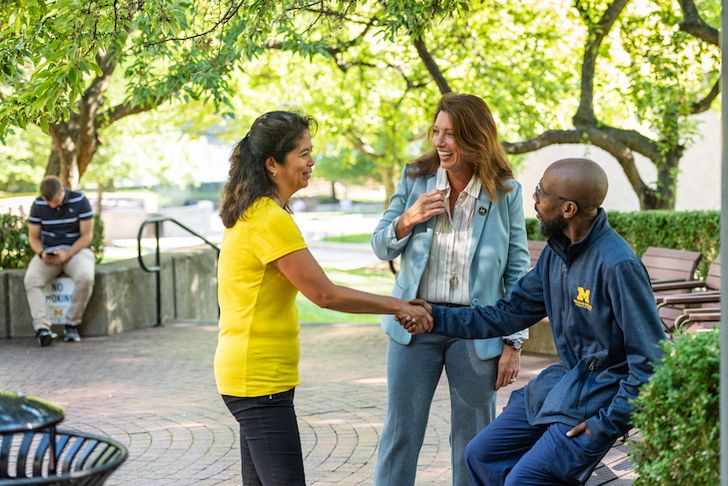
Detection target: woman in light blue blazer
<box><xmin>371</xmin><ymin>93</ymin><xmax>530</xmax><ymax>486</ymax></box>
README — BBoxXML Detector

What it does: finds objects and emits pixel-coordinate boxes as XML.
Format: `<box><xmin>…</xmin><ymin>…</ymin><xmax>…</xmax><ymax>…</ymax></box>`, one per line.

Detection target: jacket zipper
<box><xmin>559</xmin><ymin>263</ymin><xmax>579</xmax><ymax>366</ymax></box>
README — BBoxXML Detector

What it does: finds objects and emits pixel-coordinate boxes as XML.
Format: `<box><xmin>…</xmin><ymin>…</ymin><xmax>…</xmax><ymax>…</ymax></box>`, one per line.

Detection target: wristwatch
<box><xmin>503</xmin><ymin>338</ymin><xmax>523</xmax><ymax>350</ymax></box>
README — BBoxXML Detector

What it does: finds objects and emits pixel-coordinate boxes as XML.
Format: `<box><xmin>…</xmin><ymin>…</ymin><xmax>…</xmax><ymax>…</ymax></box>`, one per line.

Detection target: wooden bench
<box><xmin>641</xmin><ymin>246</ymin><xmax>702</xmax><ymax>283</ymax></box>
<box><xmin>679</xmin><ymin>306</ymin><xmax>721</xmax><ymax>333</ymax></box>
<box><xmin>653</xmin><ymin>256</ymin><xmax>720</xmax><ymax>337</ymax></box>
<box><xmin>527</xmin><ymin>240</ymin><xmax>547</xmax><ymax>268</ymax></box>
<box><xmin>652</xmin><ymin>255</ymin><xmax>720</xmax><ymax>296</ymax></box>
<box><xmin>657</xmin><ymin>291</ymin><xmax>720</xmax><ymax>336</ymax></box>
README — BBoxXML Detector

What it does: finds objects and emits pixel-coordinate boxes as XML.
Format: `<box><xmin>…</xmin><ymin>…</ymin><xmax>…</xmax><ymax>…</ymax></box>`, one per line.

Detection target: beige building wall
<box><xmin>515</xmin><ymin>110</ymin><xmax>720</xmax><ymax>218</ymax></box>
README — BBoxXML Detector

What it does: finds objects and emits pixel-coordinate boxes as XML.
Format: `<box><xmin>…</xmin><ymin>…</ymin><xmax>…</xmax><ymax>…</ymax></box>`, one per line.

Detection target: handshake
<box><xmin>395</xmin><ymin>298</ymin><xmax>433</xmax><ymax>335</ymax></box>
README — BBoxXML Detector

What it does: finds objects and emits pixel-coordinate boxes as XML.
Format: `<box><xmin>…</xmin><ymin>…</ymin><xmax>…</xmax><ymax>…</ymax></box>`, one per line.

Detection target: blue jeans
<box><xmin>374</xmin><ymin>334</ymin><xmax>498</xmax><ymax>486</ymax></box>
<box><xmin>222</xmin><ymin>389</ymin><xmax>305</xmax><ymax>486</ymax></box>
<box><xmin>465</xmin><ymin>388</ymin><xmax>616</xmax><ymax>485</ymax></box>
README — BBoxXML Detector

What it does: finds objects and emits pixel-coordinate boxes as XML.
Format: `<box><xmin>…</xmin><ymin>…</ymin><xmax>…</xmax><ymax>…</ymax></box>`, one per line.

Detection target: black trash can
<box><xmin>0</xmin><ymin>390</ymin><xmax>127</xmax><ymax>485</ymax></box>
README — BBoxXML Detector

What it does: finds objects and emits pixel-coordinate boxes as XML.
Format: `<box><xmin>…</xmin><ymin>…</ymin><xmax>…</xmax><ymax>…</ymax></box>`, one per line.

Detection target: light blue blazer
<box><xmin>371</xmin><ymin>168</ymin><xmax>530</xmax><ymax>360</ymax></box>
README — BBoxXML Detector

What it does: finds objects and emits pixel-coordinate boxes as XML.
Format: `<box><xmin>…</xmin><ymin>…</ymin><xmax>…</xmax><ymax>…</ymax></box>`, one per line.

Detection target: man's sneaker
<box><xmin>36</xmin><ymin>328</ymin><xmax>55</xmax><ymax>347</ymax></box>
<box><xmin>63</xmin><ymin>325</ymin><xmax>81</xmax><ymax>343</ymax></box>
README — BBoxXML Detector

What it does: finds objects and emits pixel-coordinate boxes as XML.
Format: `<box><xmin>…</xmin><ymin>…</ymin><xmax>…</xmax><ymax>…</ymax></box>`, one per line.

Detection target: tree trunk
<box><xmin>44</xmin><ymin>51</ymin><xmax>115</xmax><ymax>189</ymax></box>
<box><xmin>45</xmin><ymin>110</ymin><xmax>101</xmax><ymax>189</ymax></box>
<box><xmin>47</xmin><ymin>122</ymin><xmax>80</xmax><ymax>188</ymax></box>
<box><xmin>96</xmin><ymin>181</ymin><xmax>105</xmax><ymax>215</ymax></box>
<box><xmin>45</xmin><ymin>147</ymin><xmax>62</xmax><ymax>180</ymax></box>
<box><xmin>640</xmin><ymin>151</ymin><xmax>680</xmax><ymax>210</ymax></box>
<box><xmin>330</xmin><ymin>180</ymin><xmax>339</xmax><ymax>202</ymax></box>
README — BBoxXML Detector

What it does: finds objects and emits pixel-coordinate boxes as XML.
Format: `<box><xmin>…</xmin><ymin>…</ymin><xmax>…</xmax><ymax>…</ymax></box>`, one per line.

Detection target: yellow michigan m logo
<box><xmin>576</xmin><ymin>287</ymin><xmax>590</xmax><ymax>304</ymax></box>
<box><xmin>573</xmin><ymin>286</ymin><xmax>592</xmax><ymax>311</ymax></box>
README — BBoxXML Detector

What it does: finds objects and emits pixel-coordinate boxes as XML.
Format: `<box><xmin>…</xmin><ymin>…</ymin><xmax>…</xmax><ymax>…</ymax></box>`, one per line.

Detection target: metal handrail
<box><xmin>137</xmin><ymin>215</ymin><xmax>220</xmax><ymax>326</ymax></box>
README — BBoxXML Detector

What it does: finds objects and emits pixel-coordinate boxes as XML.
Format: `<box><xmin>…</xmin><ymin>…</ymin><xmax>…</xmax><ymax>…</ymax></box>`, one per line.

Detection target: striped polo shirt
<box><xmin>27</xmin><ymin>188</ymin><xmax>94</xmax><ymax>251</ymax></box>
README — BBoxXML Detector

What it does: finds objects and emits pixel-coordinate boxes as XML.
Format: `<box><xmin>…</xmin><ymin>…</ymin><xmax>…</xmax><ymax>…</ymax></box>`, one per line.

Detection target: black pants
<box><xmin>222</xmin><ymin>388</ymin><xmax>305</xmax><ymax>485</ymax></box>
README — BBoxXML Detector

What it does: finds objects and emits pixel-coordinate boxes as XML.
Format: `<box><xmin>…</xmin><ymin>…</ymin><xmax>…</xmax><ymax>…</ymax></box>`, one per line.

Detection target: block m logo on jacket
<box><xmin>574</xmin><ymin>286</ymin><xmax>592</xmax><ymax>311</ymax></box>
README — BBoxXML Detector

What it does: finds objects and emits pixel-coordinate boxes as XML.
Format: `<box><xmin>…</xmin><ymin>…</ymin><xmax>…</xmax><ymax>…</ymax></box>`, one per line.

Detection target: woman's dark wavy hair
<box><xmin>219</xmin><ymin>111</ymin><xmax>316</xmax><ymax>228</ymax></box>
<box><xmin>407</xmin><ymin>93</ymin><xmax>513</xmax><ymax>201</ymax></box>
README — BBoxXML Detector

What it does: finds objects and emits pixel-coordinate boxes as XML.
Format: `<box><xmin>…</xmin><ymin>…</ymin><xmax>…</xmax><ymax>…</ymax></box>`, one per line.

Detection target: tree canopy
<box><xmin>369</xmin><ymin>0</ymin><xmax>720</xmax><ymax>208</ymax></box>
<box><xmin>0</xmin><ymin>0</ymin><xmax>721</xmax><ymax>209</ymax></box>
<box><xmin>0</xmin><ymin>0</ymin><xmax>342</xmax><ymax>186</ymax></box>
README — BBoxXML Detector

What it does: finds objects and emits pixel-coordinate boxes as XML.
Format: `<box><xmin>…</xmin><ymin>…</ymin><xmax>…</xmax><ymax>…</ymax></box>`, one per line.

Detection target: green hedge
<box><xmin>0</xmin><ymin>213</ymin><xmax>32</xmax><ymax>270</ymax></box>
<box><xmin>526</xmin><ymin>210</ymin><xmax>720</xmax><ymax>278</ymax></box>
<box><xmin>630</xmin><ymin>329</ymin><xmax>719</xmax><ymax>485</ymax></box>
<box><xmin>0</xmin><ymin>213</ymin><xmax>105</xmax><ymax>270</ymax></box>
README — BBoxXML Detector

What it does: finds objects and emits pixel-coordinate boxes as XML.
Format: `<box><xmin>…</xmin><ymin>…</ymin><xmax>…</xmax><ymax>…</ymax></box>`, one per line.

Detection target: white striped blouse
<box><xmin>417</xmin><ymin>168</ymin><xmax>481</xmax><ymax>305</ymax></box>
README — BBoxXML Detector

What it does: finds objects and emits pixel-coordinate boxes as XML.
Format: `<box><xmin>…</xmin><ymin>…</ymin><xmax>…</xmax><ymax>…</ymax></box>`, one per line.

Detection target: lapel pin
<box><xmin>478</xmin><ymin>206</ymin><xmax>487</xmax><ymax>216</ymax></box>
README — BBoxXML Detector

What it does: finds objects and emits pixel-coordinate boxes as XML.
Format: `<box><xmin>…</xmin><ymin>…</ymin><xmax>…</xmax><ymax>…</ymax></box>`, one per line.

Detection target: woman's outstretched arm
<box><xmin>274</xmin><ymin>248</ymin><xmax>432</xmax><ymax>329</ymax></box>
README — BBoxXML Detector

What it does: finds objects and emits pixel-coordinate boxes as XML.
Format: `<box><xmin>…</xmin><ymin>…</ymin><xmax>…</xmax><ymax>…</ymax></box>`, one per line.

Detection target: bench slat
<box><xmin>642</xmin><ymin>247</ymin><xmax>702</xmax><ymax>282</ymax></box>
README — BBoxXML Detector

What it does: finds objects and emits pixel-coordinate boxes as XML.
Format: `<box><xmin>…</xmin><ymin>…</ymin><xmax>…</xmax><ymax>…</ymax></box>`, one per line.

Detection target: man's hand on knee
<box><xmin>566</xmin><ymin>421</ymin><xmax>592</xmax><ymax>438</ymax></box>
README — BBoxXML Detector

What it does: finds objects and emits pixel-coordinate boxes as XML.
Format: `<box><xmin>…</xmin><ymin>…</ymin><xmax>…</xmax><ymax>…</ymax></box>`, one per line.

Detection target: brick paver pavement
<box><xmin>0</xmin><ymin>322</ymin><xmax>557</xmax><ymax>485</ymax></box>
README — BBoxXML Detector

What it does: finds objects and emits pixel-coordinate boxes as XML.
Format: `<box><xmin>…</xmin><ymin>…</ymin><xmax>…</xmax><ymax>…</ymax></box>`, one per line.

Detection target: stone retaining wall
<box><xmin>1</xmin><ymin>247</ymin><xmax>218</xmax><ymax>339</ymax></box>
<box><xmin>522</xmin><ymin>319</ymin><xmax>557</xmax><ymax>356</ymax></box>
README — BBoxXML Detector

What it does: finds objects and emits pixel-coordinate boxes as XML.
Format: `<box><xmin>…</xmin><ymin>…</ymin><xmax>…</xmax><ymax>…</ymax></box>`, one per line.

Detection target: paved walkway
<box><xmin>1</xmin><ymin>321</ymin><xmax>561</xmax><ymax>485</ymax></box>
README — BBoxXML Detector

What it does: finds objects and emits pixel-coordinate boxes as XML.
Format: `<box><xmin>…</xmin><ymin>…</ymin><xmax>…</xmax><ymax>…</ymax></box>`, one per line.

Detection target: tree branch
<box><xmin>502</xmin><ymin>126</ymin><xmax>648</xmax><ymax>197</ymax></box>
<box><xmin>346</xmin><ymin>130</ymin><xmax>381</xmax><ymax>158</ymax></box>
<box><xmin>691</xmin><ymin>77</ymin><xmax>720</xmax><ymax>114</ymax></box>
<box><xmin>573</xmin><ymin>0</ymin><xmax>630</xmax><ymax>126</ymax></box>
<box><xmin>382</xmin><ymin>60</ymin><xmax>428</xmax><ymax>90</ymax></box>
<box><xmin>584</xmin><ymin>127</ymin><xmax>648</xmax><ymax>195</ymax></box>
<box><xmin>297</xmin><ymin>3</ymin><xmax>371</xmax><ymax>26</ymax></box>
<box><xmin>678</xmin><ymin>0</ymin><xmax>719</xmax><ymax>46</ymax></box>
<box><xmin>264</xmin><ymin>18</ymin><xmax>377</xmax><ymax>74</ymax></box>
<box><xmin>597</xmin><ymin>125</ymin><xmax>662</xmax><ymax>161</ymax></box>
<box><xmin>74</xmin><ymin>53</ymin><xmax>119</xmax><ymax>177</ymax></box>
<box><xmin>144</xmin><ymin>0</ymin><xmax>245</xmax><ymax>46</ymax></box>
<box><xmin>502</xmin><ymin>129</ymin><xmax>587</xmax><ymax>153</ymax></box>
<box><xmin>413</xmin><ymin>37</ymin><xmax>451</xmax><ymax>94</ymax></box>
<box><xmin>98</xmin><ymin>101</ymin><xmax>155</xmax><ymax>128</ymax></box>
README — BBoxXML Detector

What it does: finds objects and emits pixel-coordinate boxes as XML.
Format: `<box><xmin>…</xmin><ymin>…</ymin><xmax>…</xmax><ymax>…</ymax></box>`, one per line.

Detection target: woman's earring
<box><xmin>272</xmin><ymin>171</ymin><xmax>277</xmax><ymax>176</ymax></box>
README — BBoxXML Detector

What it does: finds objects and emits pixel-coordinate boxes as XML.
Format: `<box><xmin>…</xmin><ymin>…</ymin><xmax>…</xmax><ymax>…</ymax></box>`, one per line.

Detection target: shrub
<box><xmin>526</xmin><ymin>210</ymin><xmax>719</xmax><ymax>277</ymax></box>
<box><xmin>91</xmin><ymin>213</ymin><xmax>105</xmax><ymax>260</ymax></box>
<box><xmin>0</xmin><ymin>213</ymin><xmax>33</xmax><ymax>270</ymax></box>
<box><xmin>0</xmin><ymin>212</ymin><xmax>105</xmax><ymax>270</ymax></box>
<box><xmin>630</xmin><ymin>329</ymin><xmax>719</xmax><ymax>485</ymax></box>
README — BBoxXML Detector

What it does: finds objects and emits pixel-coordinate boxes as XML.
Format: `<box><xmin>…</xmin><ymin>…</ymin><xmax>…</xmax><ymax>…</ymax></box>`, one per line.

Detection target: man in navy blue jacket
<box><xmin>403</xmin><ymin>158</ymin><xmax>665</xmax><ymax>485</ymax></box>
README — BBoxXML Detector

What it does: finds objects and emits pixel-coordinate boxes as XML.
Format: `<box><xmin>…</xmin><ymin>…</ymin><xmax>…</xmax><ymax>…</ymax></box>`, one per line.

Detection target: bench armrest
<box><xmin>658</xmin><ymin>291</ymin><xmax>720</xmax><ymax>306</ymax></box>
<box><xmin>651</xmin><ymin>280</ymin><xmax>706</xmax><ymax>292</ymax></box>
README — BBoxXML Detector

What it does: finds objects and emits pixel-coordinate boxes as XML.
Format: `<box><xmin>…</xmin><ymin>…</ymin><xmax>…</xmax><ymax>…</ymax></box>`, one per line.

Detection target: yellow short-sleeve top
<box><xmin>214</xmin><ymin>197</ymin><xmax>307</xmax><ymax>397</ymax></box>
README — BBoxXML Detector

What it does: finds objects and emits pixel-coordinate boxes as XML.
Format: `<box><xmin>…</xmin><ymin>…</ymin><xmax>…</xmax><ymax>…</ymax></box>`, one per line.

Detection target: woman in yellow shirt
<box><xmin>214</xmin><ymin>111</ymin><xmax>432</xmax><ymax>486</ymax></box>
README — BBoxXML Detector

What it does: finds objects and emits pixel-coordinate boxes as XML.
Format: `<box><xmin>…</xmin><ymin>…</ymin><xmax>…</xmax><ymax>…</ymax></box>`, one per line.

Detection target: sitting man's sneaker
<box><xmin>63</xmin><ymin>324</ymin><xmax>81</xmax><ymax>343</ymax></box>
<box><xmin>36</xmin><ymin>328</ymin><xmax>56</xmax><ymax>347</ymax></box>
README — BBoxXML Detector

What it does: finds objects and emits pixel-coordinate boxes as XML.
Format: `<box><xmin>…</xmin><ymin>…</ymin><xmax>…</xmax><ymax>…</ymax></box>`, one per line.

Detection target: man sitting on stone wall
<box><xmin>25</xmin><ymin>175</ymin><xmax>95</xmax><ymax>346</ymax></box>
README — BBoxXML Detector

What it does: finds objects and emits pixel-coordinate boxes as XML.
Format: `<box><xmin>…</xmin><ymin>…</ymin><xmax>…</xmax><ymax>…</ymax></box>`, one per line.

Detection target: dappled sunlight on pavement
<box><xmin>0</xmin><ymin>322</ymin><xmax>557</xmax><ymax>485</ymax></box>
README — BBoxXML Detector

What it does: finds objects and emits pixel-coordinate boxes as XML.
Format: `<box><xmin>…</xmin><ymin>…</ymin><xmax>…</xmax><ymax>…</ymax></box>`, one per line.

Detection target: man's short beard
<box><xmin>540</xmin><ymin>215</ymin><xmax>568</xmax><ymax>238</ymax></box>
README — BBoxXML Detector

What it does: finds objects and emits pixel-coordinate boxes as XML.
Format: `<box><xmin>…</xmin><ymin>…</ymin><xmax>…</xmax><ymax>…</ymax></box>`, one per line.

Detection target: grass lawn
<box><xmin>321</xmin><ymin>233</ymin><xmax>372</xmax><ymax>244</ymax></box>
<box><xmin>296</xmin><ymin>265</ymin><xmax>395</xmax><ymax>324</ymax></box>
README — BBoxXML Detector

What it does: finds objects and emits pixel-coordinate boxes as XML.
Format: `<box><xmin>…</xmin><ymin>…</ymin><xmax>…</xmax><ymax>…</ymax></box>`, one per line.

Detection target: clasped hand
<box><xmin>42</xmin><ymin>249</ymin><xmax>68</xmax><ymax>264</ymax></box>
<box><xmin>395</xmin><ymin>299</ymin><xmax>433</xmax><ymax>334</ymax></box>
